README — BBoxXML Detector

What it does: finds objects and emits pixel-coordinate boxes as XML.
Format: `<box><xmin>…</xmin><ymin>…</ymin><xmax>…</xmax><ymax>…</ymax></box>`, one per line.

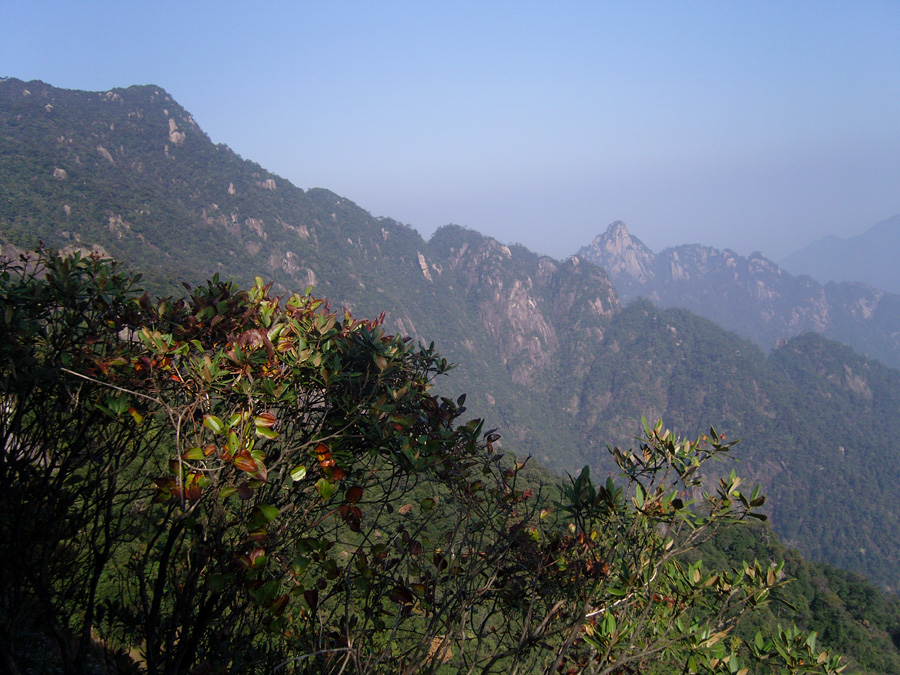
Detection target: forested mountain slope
<box><xmin>4</xmin><ymin>249</ymin><xmax>897</xmax><ymax>674</ymax></box>
<box><xmin>563</xmin><ymin>301</ymin><xmax>900</xmax><ymax>588</ymax></box>
<box><xmin>4</xmin><ymin>77</ymin><xmax>900</xmax><ymax>593</ymax></box>
<box><xmin>0</xmin><ymin>77</ymin><xmax>614</xmax><ymax>461</ymax></box>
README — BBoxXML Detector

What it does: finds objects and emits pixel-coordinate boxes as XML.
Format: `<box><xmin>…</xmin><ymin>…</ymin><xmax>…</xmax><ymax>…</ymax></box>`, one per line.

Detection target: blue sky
<box><xmin>2</xmin><ymin>1</ymin><xmax>899</xmax><ymax>259</ymax></box>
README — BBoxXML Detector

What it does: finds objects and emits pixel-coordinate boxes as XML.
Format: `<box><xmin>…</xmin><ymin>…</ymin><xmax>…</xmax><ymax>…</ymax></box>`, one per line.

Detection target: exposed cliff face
<box><xmin>578</xmin><ymin>221</ymin><xmax>655</xmax><ymax>284</ymax></box>
<box><xmin>441</xmin><ymin>233</ymin><xmax>557</xmax><ymax>382</ymax></box>
<box><xmin>430</xmin><ymin>226</ymin><xmax>618</xmax><ymax>386</ymax></box>
<box><xmin>579</xmin><ymin>222</ymin><xmax>900</xmax><ymax>370</ymax></box>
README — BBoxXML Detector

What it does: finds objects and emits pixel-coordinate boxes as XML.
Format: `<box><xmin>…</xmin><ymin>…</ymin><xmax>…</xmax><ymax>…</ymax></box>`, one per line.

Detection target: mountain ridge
<box><xmin>578</xmin><ymin>221</ymin><xmax>900</xmax><ymax>370</ymax></box>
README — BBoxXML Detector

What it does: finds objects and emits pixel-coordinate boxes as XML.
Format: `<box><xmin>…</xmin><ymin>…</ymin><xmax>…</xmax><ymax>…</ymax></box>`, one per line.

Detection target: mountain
<box><xmin>6</xmin><ymin>78</ymin><xmax>900</xmax><ymax>592</ymax></box>
<box><xmin>781</xmin><ymin>214</ymin><xmax>900</xmax><ymax>294</ymax></box>
<box><xmin>579</xmin><ymin>221</ymin><xmax>900</xmax><ymax>370</ymax></box>
<box><xmin>0</xmin><ymin>76</ymin><xmax>623</xmax><ymax>463</ymax></box>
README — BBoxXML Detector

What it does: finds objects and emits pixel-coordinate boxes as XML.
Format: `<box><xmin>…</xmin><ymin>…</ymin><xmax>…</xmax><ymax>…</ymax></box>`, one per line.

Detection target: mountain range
<box><xmin>3</xmin><ymin>76</ymin><xmax>900</xmax><ymax>593</ymax></box>
<box><xmin>579</xmin><ymin>221</ymin><xmax>900</xmax><ymax>371</ymax></box>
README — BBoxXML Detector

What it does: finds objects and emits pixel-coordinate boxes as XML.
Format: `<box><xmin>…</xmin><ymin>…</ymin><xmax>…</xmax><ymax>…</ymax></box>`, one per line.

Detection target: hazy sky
<box><xmin>3</xmin><ymin>1</ymin><xmax>899</xmax><ymax>260</ymax></box>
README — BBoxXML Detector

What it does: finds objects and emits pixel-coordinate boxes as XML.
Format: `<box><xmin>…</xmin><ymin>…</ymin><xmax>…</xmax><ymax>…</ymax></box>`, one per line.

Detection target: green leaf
<box><xmin>182</xmin><ymin>446</ymin><xmax>206</xmax><ymax>461</ymax></box>
<box><xmin>255</xmin><ymin>425</ymin><xmax>278</xmax><ymax>440</ymax></box>
<box><xmin>203</xmin><ymin>414</ymin><xmax>225</xmax><ymax>435</ymax></box>
<box><xmin>634</xmin><ymin>482</ymin><xmax>645</xmax><ymax>508</ymax></box>
<box><xmin>602</xmin><ymin>611</ymin><xmax>616</xmax><ymax>636</ymax></box>
<box><xmin>290</xmin><ymin>465</ymin><xmax>307</xmax><ymax>482</ymax></box>
<box><xmin>251</xmin><ymin>504</ymin><xmax>279</xmax><ymax>528</ymax></box>
<box><xmin>316</xmin><ymin>478</ymin><xmax>334</xmax><ymax>500</ymax></box>
<box><xmin>754</xmin><ymin>632</ymin><xmax>764</xmax><ymax>651</ymax></box>
<box><xmin>806</xmin><ymin>631</ymin><xmax>817</xmax><ymax>651</ymax></box>
<box><xmin>292</xmin><ymin>556</ymin><xmax>310</xmax><ymax>576</ymax></box>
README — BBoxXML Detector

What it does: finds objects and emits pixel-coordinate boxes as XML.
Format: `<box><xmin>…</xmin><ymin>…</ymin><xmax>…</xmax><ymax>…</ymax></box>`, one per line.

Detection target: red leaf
<box><xmin>389</xmin><ymin>585</ymin><xmax>414</xmax><ymax>605</ymax></box>
<box><xmin>315</xmin><ymin>443</ymin><xmax>330</xmax><ymax>460</ymax></box>
<box><xmin>234</xmin><ymin>454</ymin><xmax>258</xmax><ymax>473</ymax></box>
<box><xmin>254</xmin><ymin>461</ymin><xmax>268</xmax><ymax>482</ymax></box>
<box><xmin>255</xmin><ymin>412</ymin><xmax>277</xmax><ymax>428</ymax></box>
<box><xmin>270</xmin><ymin>595</ymin><xmax>289</xmax><ymax>616</ymax></box>
<box><xmin>304</xmin><ymin>589</ymin><xmax>319</xmax><ymax>611</ymax></box>
<box><xmin>237</xmin><ymin>482</ymin><xmax>253</xmax><ymax>500</ymax></box>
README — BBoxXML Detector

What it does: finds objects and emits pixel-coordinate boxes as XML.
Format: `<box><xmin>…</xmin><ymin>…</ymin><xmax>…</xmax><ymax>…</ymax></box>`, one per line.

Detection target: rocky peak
<box><xmin>573</xmin><ymin>223</ymin><xmax>900</xmax><ymax>369</ymax></box>
<box><xmin>578</xmin><ymin>221</ymin><xmax>656</xmax><ymax>283</ymax></box>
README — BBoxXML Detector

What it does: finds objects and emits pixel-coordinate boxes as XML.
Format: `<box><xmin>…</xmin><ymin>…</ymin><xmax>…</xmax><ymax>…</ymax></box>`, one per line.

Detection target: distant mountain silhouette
<box><xmin>780</xmin><ymin>214</ymin><xmax>900</xmax><ymax>294</ymax></box>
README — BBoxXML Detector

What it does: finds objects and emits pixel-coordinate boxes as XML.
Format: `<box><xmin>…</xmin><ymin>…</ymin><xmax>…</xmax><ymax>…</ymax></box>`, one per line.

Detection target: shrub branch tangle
<box><xmin>0</xmin><ymin>250</ymin><xmax>843</xmax><ymax>674</ymax></box>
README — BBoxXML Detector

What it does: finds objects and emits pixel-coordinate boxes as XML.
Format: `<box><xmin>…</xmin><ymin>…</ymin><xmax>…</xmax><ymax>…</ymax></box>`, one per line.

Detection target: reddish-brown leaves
<box><xmin>389</xmin><ymin>585</ymin><xmax>414</xmax><ymax>605</ymax></box>
<box><xmin>316</xmin><ymin>443</ymin><xmax>346</xmax><ymax>481</ymax></box>
<box><xmin>339</xmin><ymin>503</ymin><xmax>362</xmax><ymax>532</ymax></box>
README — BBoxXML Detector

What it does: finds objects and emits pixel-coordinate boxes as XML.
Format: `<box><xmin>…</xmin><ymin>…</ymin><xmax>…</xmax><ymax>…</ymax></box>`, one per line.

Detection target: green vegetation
<box><xmin>565</xmin><ymin>302</ymin><xmax>900</xmax><ymax>590</ymax></box>
<box><xmin>0</xmin><ymin>249</ymin><xmax>854</xmax><ymax>674</ymax></box>
<box><xmin>695</xmin><ymin>524</ymin><xmax>900</xmax><ymax>675</ymax></box>
<box><xmin>579</xmin><ymin>225</ymin><xmax>900</xmax><ymax>373</ymax></box>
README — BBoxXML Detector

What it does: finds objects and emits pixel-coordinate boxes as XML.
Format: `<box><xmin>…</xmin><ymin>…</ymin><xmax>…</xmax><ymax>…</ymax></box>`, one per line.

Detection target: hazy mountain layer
<box><xmin>781</xmin><ymin>214</ymin><xmax>900</xmax><ymax>294</ymax></box>
<box><xmin>579</xmin><ymin>221</ymin><xmax>900</xmax><ymax>370</ymax></box>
